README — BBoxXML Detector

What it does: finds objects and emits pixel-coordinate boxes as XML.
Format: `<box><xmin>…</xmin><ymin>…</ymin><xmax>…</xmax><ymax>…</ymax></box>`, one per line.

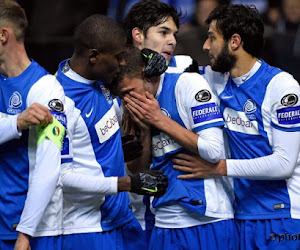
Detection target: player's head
<box><xmin>123</xmin><ymin>0</ymin><xmax>182</xmax><ymax>62</ymax></box>
<box><xmin>0</xmin><ymin>0</ymin><xmax>28</xmax><ymax>42</ymax></box>
<box><xmin>73</xmin><ymin>14</ymin><xmax>126</xmax><ymax>84</ymax></box>
<box><xmin>203</xmin><ymin>4</ymin><xmax>264</xmax><ymax>73</ymax></box>
<box><xmin>110</xmin><ymin>45</ymin><xmax>167</xmax><ymax>99</ymax></box>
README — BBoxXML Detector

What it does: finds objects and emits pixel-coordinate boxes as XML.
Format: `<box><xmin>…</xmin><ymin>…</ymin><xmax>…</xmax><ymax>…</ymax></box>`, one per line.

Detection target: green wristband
<box><xmin>37</xmin><ymin>117</ymin><xmax>66</xmax><ymax>150</ymax></box>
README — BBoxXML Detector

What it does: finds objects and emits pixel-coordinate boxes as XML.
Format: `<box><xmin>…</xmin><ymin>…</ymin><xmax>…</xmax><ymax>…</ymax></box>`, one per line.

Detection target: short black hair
<box><xmin>110</xmin><ymin>45</ymin><xmax>145</xmax><ymax>96</ymax></box>
<box><xmin>206</xmin><ymin>4</ymin><xmax>265</xmax><ymax>57</ymax></box>
<box><xmin>74</xmin><ymin>14</ymin><xmax>126</xmax><ymax>56</ymax></box>
<box><xmin>0</xmin><ymin>0</ymin><xmax>28</xmax><ymax>41</ymax></box>
<box><xmin>123</xmin><ymin>0</ymin><xmax>182</xmax><ymax>44</ymax></box>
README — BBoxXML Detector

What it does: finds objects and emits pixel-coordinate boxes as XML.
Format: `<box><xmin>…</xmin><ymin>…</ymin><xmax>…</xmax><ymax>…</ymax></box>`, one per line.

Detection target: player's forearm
<box><xmin>227</xmin><ymin>129</ymin><xmax>300</xmax><ymax>179</ymax></box>
<box><xmin>197</xmin><ymin>127</ymin><xmax>224</xmax><ymax>163</ymax></box>
<box><xmin>62</xmin><ymin>171</ymin><xmax>118</xmax><ymax>195</ymax></box>
<box><xmin>0</xmin><ymin>115</ymin><xmax>21</xmax><ymax>144</ymax></box>
<box><xmin>17</xmin><ymin>139</ymin><xmax>60</xmax><ymax>236</ymax></box>
<box><xmin>154</xmin><ymin>115</ymin><xmax>199</xmax><ymax>155</ymax></box>
<box><xmin>117</xmin><ymin>176</ymin><xmax>131</xmax><ymax>192</ymax></box>
<box><xmin>126</xmin><ymin>129</ymin><xmax>152</xmax><ymax>174</ymax></box>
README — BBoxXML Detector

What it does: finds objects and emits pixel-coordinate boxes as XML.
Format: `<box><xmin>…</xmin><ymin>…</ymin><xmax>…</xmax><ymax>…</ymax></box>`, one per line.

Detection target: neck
<box><xmin>0</xmin><ymin>43</ymin><xmax>31</xmax><ymax>77</ymax></box>
<box><xmin>229</xmin><ymin>53</ymin><xmax>258</xmax><ymax>79</ymax></box>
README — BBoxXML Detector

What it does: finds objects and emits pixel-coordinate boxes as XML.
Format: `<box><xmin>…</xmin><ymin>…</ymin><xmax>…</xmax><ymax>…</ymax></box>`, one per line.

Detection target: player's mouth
<box><xmin>162</xmin><ymin>51</ymin><xmax>173</xmax><ymax>60</ymax></box>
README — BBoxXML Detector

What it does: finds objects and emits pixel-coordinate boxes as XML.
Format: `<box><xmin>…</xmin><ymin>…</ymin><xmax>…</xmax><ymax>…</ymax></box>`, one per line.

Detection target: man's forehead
<box><xmin>154</xmin><ymin>17</ymin><xmax>177</xmax><ymax>30</ymax></box>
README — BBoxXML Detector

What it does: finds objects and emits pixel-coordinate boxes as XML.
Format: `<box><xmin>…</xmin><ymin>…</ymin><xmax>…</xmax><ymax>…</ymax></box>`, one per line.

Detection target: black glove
<box><xmin>121</xmin><ymin>135</ymin><xmax>143</xmax><ymax>162</ymax></box>
<box><xmin>130</xmin><ymin>170</ymin><xmax>168</xmax><ymax>197</ymax></box>
<box><xmin>184</xmin><ymin>59</ymin><xmax>200</xmax><ymax>74</ymax></box>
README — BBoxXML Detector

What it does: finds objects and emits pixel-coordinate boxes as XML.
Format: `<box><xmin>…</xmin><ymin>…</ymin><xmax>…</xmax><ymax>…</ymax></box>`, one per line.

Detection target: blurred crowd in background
<box><xmin>17</xmin><ymin>0</ymin><xmax>300</xmax><ymax>82</ymax></box>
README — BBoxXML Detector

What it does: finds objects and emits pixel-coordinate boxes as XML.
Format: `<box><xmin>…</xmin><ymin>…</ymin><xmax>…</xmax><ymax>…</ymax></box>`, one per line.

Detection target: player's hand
<box><xmin>121</xmin><ymin>135</ymin><xmax>143</xmax><ymax>162</ymax></box>
<box><xmin>129</xmin><ymin>170</ymin><xmax>168</xmax><ymax>197</ymax></box>
<box><xmin>172</xmin><ymin>153</ymin><xmax>227</xmax><ymax>179</ymax></box>
<box><xmin>14</xmin><ymin>232</ymin><xmax>31</xmax><ymax>250</ymax></box>
<box><xmin>123</xmin><ymin>91</ymin><xmax>165</xmax><ymax>127</ymax></box>
<box><xmin>17</xmin><ymin>103</ymin><xmax>52</xmax><ymax>130</ymax></box>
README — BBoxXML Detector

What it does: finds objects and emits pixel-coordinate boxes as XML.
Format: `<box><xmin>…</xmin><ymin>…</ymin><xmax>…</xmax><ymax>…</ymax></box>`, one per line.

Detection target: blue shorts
<box><xmin>31</xmin><ymin>235</ymin><xmax>62</xmax><ymax>250</ymax></box>
<box><xmin>0</xmin><ymin>239</ymin><xmax>15</xmax><ymax>250</ymax></box>
<box><xmin>149</xmin><ymin>219</ymin><xmax>238</xmax><ymax>250</ymax></box>
<box><xmin>63</xmin><ymin>217</ymin><xmax>146</xmax><ymax>250</ymax></box>
<box><xmin>237</xmin><ymin>218</ymin><xmax>300</xmax><ymax>250</ymax></box>
<box><xmin>0</xmin><ymin>235</ymin><xmax>62</xmax><ymax>250</ymax></box>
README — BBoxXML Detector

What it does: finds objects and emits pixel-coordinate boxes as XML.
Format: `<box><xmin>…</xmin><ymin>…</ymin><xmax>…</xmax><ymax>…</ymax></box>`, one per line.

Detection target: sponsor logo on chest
<box><xmin>94</xmin><ymin>105</ymin><xmax>119</xmax><ymax>143</ymax></box>
<box><xmin>223</xmin><ymin>107</ymin><xmax>259</xmax><ymax>135</ymax></box>
<box><xmin>152</xmin><ymin>132</ymin><xmax>181</xmax><ymax>157</ymax></box>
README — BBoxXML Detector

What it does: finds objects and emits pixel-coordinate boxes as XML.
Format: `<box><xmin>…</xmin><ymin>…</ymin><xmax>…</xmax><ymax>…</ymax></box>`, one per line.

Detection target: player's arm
<box><xmin>0</xmin><ymin>103</ymin><xmax>52</xmax><ymax>145</ymax></box>
<box><xmin>173</xmin><ymin>74</ymin><xmax>300</xmax><ymax>179</ymax></box>
<box><xmin>124</xmin><ymin>73</ymin><xmax>224</xmax><ymax>161</ymax></box>
<box><xmin>16</xmin><ymin>75</ymin><xmax>66</xmax><ymax>237</ymax></box>
<box><xmin>122</xmin><ymin>108</ymin><xmax>152</xmax><ymax>174</ymax></box>
<box><xmin>62</xmin><ymin>166</ymin><xmax>167</xmax><ymax>197</ymax></box>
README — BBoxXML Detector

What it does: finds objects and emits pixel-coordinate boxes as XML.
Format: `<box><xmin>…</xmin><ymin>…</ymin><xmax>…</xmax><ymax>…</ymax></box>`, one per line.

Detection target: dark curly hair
<box><xmin>206</xmin><ymin>4</ymin><xmax>265</xmax><ymax>58</ymax></box>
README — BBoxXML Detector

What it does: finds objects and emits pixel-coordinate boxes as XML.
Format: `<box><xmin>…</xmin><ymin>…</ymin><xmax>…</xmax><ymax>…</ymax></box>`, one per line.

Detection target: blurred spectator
<box><xmin>19</xmin><ymin>0</ymin><xmax>109</xmax><ymax>74</ymax></box>
<box><xmin>174</xmin><ymin>0</ymin><xmax>229</xmax><ymax>65</ymax></box>
<box><xmin>230</xmin><ymin>0</ymin><xmax>268</xmax><ymax>13</ymax></box>
<box><xmin>263</xmin><ymin>0</ymin><xmax>300</xmax><ymax>82</ymax></box>
<box><xmin>107</xmin><ymin>0</ymin><xmax>195</xmax><ymax>24</ymax></box>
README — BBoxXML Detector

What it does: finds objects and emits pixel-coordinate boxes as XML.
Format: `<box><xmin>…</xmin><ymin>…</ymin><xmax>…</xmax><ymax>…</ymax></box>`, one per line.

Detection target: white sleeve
<box><xmin>176</xmin><ymin>72</ymin><xmax>224</xmax><ymax>133</ymax></box>
<box><xmin>197</xmin><ymin>127</ymin><xmax>224</xmax><ymax>163</ymax></box>
<box><xmin>16</xmin><ymin>74</ymin><xmax>66</xmax><ymax>236</ymax></box>
<box><xmin>26</xmin><ymin>74</ymin><xmax>66</xmax><ymax>108</ymax></box>
<box><xmin>16</xmin><ymin>139</ymin><xmax>61</xmax><ymax>236</ymax></box>
<box><xmin>0</xmin><ymin>115</ymin><xmax>21</xmax><ymax>144</ymax></box>
<box><xmin>61</xmin><ymin>169</ymin><xmax>118</xmax><ymax>195</ymax></box>
<box><xmin>227</xmin><ymin>126</ymin><xmax>300</xmax><ymax>179</ymax></box>
<box><xmin>175</xmin><ymin>72</ymin><xmax>224</xmax><ymax>162</ymax></box>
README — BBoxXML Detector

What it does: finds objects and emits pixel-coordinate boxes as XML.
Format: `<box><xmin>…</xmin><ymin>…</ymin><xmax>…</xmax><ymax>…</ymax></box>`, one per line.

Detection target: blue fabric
<box><xmin>149</xmin><ymin>219</ymin><xmax>239</xmax><ymax>250</ymax></box>
<box><xmin>237</xmin><ymin>218</ymin><xmax>300</xmax><ymax>250</ymax></box>
<box><xmin>0</xmin><ymin>60</ymin><xmax>49</xmax><ymax>240</ymax></box>
<box><xmin>31</xmin><ymin>235</ymin><xmax>62</xmax><ymax>250</ymax></box>
<box><xmin>62</xmin><ymin>218</ymin><xmax>145</xmax><ymax>250</ymax></box>
<box><xmin>219</xmin><ymin>61</ymin><xmax>292</xmax><ymax>220</ymax></box>
<box><xmin>0</xmin><ymin>239</ymin><xmax>15</xmax><ymax>250</ymax></box>
<box><xmin>57</xmin><ymin>60</ymin><xmax>133</xmax><ymax>231</ymax></box>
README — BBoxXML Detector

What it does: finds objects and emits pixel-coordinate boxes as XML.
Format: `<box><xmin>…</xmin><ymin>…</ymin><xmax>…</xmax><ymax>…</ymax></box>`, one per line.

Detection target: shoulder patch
<box><xmin>281</xmin><ymin>94</ymin><xmax>298</xmax><ymax>107</ymax></box>
<box><xmin>195</xmin><ymin>90</ymin><xmax>211</xmax><ymax>102</ymax></box>
<box><xmin>48</xmin><ymin>99</ymin><xmax>64</xmax><ymax>112</ymax></box>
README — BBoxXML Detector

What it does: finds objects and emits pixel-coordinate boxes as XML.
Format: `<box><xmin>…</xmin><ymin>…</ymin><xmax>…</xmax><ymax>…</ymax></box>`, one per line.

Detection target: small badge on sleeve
<box><xmin>195</xmin><ymin>89</ymin><xmax>211</xmax><ymax>102</ymax></box>
<box><xmin>48</xmin><ymin>99</ymin><xmax>64</xmax><ymax>112</ymax></box>
<box><xmin>281</xmin><ymin>94</ymin><xmax>298</xmax><ymax>107</ymax></box>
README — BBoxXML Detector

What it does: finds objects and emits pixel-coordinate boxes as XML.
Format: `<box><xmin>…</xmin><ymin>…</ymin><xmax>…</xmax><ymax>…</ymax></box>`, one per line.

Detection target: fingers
<box><xmin>145</xmin><ymin>91</ymin><xmax>155</xmax><ymax>100</ymax></box>
<box><xmin>126</xmin><ymin>102</ymin><xmax>144</xmax><ymax>121</ymax></box>
<box><xmin>177</xmin><ymin>173</ymin><xmax>199</xmax><ymax>179</ymax></box>
<box><xmin>173</xmin><ymin>164</ymin><xmax>194</xmax><ymax>173</ymax></box>
<box><xmin>17</xmin><ymin>103</ymin><xmax>53</xmax><ymax>130</ymax></box>
<box><xmin>175</xmin><ymin>153</ymin><xmax>199</xmax><ymax>162</ymax></box>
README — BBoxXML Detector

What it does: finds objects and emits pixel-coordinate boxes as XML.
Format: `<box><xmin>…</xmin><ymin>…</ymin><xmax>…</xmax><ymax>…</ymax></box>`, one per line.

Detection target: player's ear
<box><xmin>89</xmin><ymin>49</ymin><xmax>100</xmax><ymax>63</ymax></box>
<box><xmin>230</xmin><ymin>33</ymin><xmax>242</xmax><ymax>50</ymax></box>
<box><xmin>132</xmin><ymin>27</ymin><xmax>144</xmax><ymax>45</ymax></box>
<box><xmin>0</xmin><ymin>28</ymin><xmax>9</xmax><ymax>44</ymax></box>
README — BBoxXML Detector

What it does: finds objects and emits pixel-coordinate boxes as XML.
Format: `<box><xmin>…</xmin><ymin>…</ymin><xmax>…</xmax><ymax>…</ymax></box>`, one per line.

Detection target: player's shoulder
<box><xmin>167</xmin><ymin>55</ymin><xmax>193</xmax><ymax>73</ymax></box>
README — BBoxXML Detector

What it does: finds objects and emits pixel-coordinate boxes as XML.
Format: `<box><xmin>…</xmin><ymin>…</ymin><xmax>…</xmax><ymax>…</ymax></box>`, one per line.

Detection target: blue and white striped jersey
<box><xmin>201</xmin><ymin>60</ymin><xmax>300</xmax><ymax>220</ymax></box>
<box><xmin>0</xmin><ymin>60</ymin><xmax>66</xmax><ymax>239</ymax></box>
<box><xmin>151</xmin><ymin>71</ymin><xmax>234</xmax><ymax>228</ymax></box>
<box><xmin>56</xmin><ymin>60</ymin><xmax>134</xmax><ymax>235</ymax></box>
